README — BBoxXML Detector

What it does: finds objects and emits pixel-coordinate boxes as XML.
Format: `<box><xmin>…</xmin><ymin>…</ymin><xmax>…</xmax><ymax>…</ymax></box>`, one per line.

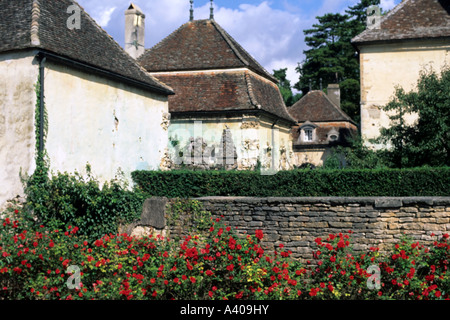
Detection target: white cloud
<box><xmin>94</xmin><ymin>7</ymin><xmax>116</xmax><ymax>27</ymax></box>
<box><xmin>76</xmin><ymin>0</ymin><xmax>403</xmax><ymax>89</ymax></box>
<box><xmin>380</xmin><ymin>0</ymin><xmax>398</xmax><ymax>11</ymax></box>
<box><xmin>211</xmin><ymin>2</ymin><xmax>309</xmax><ymax>86</ymax></box>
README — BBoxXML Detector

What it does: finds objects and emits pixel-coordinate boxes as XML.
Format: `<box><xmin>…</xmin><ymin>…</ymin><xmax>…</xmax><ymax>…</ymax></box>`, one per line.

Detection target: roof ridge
<box><xmin>210</xmin><ymin>20</ymin><xmax>250</xmax><ymax>67</ymax></box>
<box><xmin>73</xmin><ymin>1</ymin><xmax>173</xmax><ymax>93</ymax></box>
<box><xmin>144</xmin><ymin>21</ymin><xmax>190</xmax><ymax>54</ymax></box>
<box><xmin>319</xmin><ymin>90</ymin><xmax>354</xmax><ymax>123</ymax></box>
<box><xmin>211</xmin><ymin>20</ymin><xmax>277</xmax><ymax>83</ymax></box>
<box><xmin>244</xmin><ymin>70</ymin><xmax>262</xmax><ymax>109</ymax></box>
<box><xmin>30</xmin><ymin>0</ymin><xmax>40</xmax><ymax>46</ymax></box>
<box><xmin>352</xmin><ymin>0</ymin><xmax>410</xmax><ymax>42</ymax></box>
<box><xmin>290</xmin><ymin>90</ymin><xmax>355</xmax><ymax>123</ymax></box>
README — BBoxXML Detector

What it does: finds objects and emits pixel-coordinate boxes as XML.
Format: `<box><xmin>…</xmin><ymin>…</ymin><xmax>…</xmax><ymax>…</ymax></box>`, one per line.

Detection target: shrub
<box><xmin>1</xmin><ymin>205</ymin><xmax>449</xmax><ymax>300</ymax></box>
<box><xmin>131</xmin><ymin>167</ymin><xmax>450</xmax><ymax>198</ymax></box>
<box><xmin>23</xmin><ymin>165</ymin><xmax>146</xmax><ymax>241</ymax></box>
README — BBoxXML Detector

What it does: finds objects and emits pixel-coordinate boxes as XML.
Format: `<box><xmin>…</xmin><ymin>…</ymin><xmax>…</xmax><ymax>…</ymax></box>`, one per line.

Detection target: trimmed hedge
<box><xmin>131</xmin><ymin>167</ymin><xmax>450</xmax><ymax>197</ymax></box>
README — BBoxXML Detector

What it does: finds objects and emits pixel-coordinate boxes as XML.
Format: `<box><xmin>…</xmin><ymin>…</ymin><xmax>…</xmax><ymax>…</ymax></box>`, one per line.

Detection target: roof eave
<box><xmin>36</xmin><ymin>50</ymin><xmax>174</xmax><ymax>96</ymax></box>
<box><xmin>352</xmin><ymin>35</ymin><xmax>450</xmax><ymax>47</ymax></box>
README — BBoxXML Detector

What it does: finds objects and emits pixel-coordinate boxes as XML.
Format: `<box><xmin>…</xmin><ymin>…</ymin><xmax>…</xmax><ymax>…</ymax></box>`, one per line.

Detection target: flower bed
<box><xmin>0</xmin><ymin>207</ymin><xmax>449</xmax><ymax>300</ymax></box>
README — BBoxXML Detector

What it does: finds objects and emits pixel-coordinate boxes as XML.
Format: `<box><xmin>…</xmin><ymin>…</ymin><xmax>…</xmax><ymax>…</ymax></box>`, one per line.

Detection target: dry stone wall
<box><xmin>194</xmin><ymin>197</ymin><xmax>450</xmax><ymax>261</ymax></box>
<box><xmin>128</xmin><ymin>196</ymin><xmax>450</xmax><ymax>262</ymax></box>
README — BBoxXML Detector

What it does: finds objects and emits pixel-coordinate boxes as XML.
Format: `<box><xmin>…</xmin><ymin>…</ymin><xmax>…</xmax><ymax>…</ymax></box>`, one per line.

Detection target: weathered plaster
<box><xmin>168</xmin><ymin>114</ymin><xmax>294</xmax><ymax>171</ymax></box>
<box><xmin>43</xmin><ymin>60</ymin><xmax>169</xmax><ymax>185</ymax></box>
<box><xmin>0</xmin><ymin>51</ymin><xmax>38</xmax><ymax>208</ymax></box>
<box><xmin>359</xmin><ymin>39</ymin><xmax>450</xmax><ymax>145</ymax></box>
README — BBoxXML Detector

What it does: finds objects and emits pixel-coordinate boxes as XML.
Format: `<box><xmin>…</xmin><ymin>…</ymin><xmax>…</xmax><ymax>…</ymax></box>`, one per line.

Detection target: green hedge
<box><xmin>131</xmin><ymin>167</ymin><xmax>450</xmax><ymax>197</ymax></box>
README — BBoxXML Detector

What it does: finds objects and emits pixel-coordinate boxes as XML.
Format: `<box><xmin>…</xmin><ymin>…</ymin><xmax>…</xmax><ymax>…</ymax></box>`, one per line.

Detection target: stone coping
<box><xmin>195</xmin><ymin>196</ymin><xmax>450</xmax><ymax>208</ymax></box>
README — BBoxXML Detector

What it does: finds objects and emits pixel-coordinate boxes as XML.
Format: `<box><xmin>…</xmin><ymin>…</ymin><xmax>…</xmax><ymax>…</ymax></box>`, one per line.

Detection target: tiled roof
<box><xmin>352</xmin><ymin>0</ymin><xmax>450</xmax><ymax>45</ymax></box>
<box><xmin>288</xmin><ymin>90</ymin><xmax>355</xmax><ymax>123</ymax></box>
<box><xmin>137</xmin><ymin>19</ymin><xmax>277</xmax><ymax>82</ymax></box>
<box><xmin>154</xmin><ymin>70</ymin><xmax>296</xmax><ymax>124</ymax></box>
<box><xmin>292</xmin><ymin>123</ymin><xmax>357</xmax><ymax>147</ymax></box>
<box><xmin>0</xmin><ymin>0</ymin><xmax>173</xmax><ymax>95</ymax></box>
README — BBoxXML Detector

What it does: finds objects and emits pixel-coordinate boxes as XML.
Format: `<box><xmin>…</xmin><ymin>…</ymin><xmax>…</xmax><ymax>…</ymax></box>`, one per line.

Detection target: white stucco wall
<box><xmin>167</xmin><ymin>115</ymin><xmax>293</xmax><ymax>172</ymax></box>
<box><xmin>359</xmin><ymin>39</ymin><xmax>450</xmax><ymax>145</ymax></box>
<box><xmin>43</xmin><ymin>60</ymin><xmax>169</xmax><ymax>185</ymax></box>
<box><xmin>0</xmin><ymin>51</ymin><xmax>38</xmax><ymax>208</ymax></box>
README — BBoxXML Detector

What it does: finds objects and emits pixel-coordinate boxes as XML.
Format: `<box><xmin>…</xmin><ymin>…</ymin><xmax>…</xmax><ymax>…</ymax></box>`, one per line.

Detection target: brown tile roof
<box><xmin>154</xmin><ymin>70</ymin><xmax>296</xmax><ymax>124</ymax></box>
<box><xmin>137</xmin><ymin>19</ymin><xmax>277</xmax><ymax>82</ymax></box>
<box><xmin>352</xmin><ymin>0</ymin><xmax>450</xmax><ymax>45</ymax></box>
<box><xmin>292</xmin><ymin>122</ymin><xmax>357</xmax><ymax>147</ymax></box>
<box><xmin>0</xmin><ymin>0</ymin><xmax>173</xmax><ymax>95</ymax></box>
<box><xmin>288</xmin><ymin>90</ymin><xmax>355</xmax><ymax>123</ymax></box>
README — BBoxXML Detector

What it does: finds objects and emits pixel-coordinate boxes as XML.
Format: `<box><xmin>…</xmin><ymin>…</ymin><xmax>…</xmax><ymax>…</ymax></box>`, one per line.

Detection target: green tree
<box><xmin>374</xmin><ymin>68</ymin><xmax>450</xmax><ymax>168</ymax></box>
<box><xmin>273</xmin><ymin>68</ymin><xmax>301</xmax><ymax>107</ymax></box>
<box><xmin>295</xmin><ymin>0</ymin><xmax>381</xmax><ymax>122</ymax></box>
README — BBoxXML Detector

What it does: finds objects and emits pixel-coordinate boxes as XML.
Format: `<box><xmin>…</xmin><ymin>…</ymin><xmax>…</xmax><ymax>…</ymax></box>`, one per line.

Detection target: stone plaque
<box><xmin>141</xmin><ymin>197</ymin><xmax>168</xmax><ymax>229</ymax></box>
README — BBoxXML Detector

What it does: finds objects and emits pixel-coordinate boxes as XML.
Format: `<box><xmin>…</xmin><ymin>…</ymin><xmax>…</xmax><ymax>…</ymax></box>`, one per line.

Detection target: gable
<box><xmin>138</xmin><ymin>19</ymin><xmax>277</xmax><ymax>82</ymax></box>
<box><xmin>0</xmin><ymin>0</ymin><xmax>173</xmax><ymax>95</ymax></box>
<box><xmin>352</xmin><ymin>0</ymin><xmax>450</xmax><ymax>45</ymax></box>
<box><xmin>288</xmin><ymin>91</ymin><xmax>354</xmax><ymax>123</ymax></box>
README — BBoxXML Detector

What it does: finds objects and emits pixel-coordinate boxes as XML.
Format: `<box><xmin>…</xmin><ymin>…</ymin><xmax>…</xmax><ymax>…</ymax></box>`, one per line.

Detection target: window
<box><xmin>299</xmin><ymin>121</ymin><xmax>317</xmax><ymax>144</ymax></box>
<box><xmin>304</xmin><ymin>128</ymin><xmax>313</xmax><ymax>142</ymax></box>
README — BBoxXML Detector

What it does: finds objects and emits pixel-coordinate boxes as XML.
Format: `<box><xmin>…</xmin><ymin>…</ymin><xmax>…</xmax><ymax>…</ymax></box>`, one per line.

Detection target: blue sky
<box><xmin>77</xmin><ymin>0</ymin><xmax>401</xmax><ymax>86</ymax></box>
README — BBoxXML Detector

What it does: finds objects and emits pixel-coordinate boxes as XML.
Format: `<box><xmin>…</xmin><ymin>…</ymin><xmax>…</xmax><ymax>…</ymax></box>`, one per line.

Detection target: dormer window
<box><xmin>304</xmin><ymin>128</ymin><xmax>313</xmax><ymax>142</ymax></box>
<box><xmin>327</xmin><ymin>128</ymin><xmax>339</xmax><ymax>142</ymax></box>
<box><xmin>298</xmin><ymin>121</ymin><xmax>317</xmax><ymax>144</ymax></box>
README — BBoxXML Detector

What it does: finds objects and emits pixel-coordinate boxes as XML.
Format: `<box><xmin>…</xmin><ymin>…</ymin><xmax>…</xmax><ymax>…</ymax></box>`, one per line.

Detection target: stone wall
<box><xmin>193</xmin><ymin>197</ymin><xmax>450</xmax><ymax>261</ymax></box>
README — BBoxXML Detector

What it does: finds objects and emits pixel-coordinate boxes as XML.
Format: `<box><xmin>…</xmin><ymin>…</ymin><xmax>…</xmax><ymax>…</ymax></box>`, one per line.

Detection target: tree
<box><xmin>295</xmin><ymin>0</ymin><xmax>381</xmax><ymax>122</ymax></box>
<box><xmin>273</xmin><ymin>68</ymin><xmax>301</xmax><ymax>107</ymax></box>
<box><xmin>374</xmin><ymin>68</ymin><xmax>450</xmax><ymax>168</ymax></box>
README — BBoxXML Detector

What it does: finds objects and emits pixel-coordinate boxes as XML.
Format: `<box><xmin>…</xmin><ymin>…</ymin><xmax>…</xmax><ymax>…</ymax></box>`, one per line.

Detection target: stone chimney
<box><xmin>125</xmin><ymin>3</ymin><xmax>145</xmax><ymax>59</ymax></box>
<box><xmin>327</xmin><ymin>84</ymin><xmax>340</xmax><ymax>109</ymax></box>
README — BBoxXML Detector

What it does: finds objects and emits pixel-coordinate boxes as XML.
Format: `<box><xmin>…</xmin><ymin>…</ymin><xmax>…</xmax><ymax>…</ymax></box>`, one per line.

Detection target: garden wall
<box><xmin>179</xmin><ymin>197</ymin><xmax>450</xmax><ymax>262</ymax></box>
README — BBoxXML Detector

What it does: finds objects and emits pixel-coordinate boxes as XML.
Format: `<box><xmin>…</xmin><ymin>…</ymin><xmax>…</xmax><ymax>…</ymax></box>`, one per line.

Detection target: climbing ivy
<box><xmin>22</xmin><ymin>76</ymin><xmax>146</xmax><ymax>241</ymax></box>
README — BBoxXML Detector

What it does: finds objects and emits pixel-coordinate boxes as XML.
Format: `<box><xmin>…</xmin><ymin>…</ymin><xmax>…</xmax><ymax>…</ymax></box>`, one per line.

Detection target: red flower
<box><xmin>255</xmin><ymin>230</ymin><xmax>264</xmax><ymax>241</ymax></box>
<box><xmin>435</xmin><ymin>291</ymin><xmax>442</xmax><ymax>298</ymax></box>
<box><xmin>309</xmin><ymin>288</ymin><xmax>319</xmax><ymax>297</ymax></box>
<box><xmin>327</xmin><ymin>285</ymin><xmax>334</xmax><ymax>292</ymax></box>
<box><xmin>226</xmin><ymin>264</ymin><xmax>234</xmax><ymax>271</ymax></box>
<box><xmin>190</xmin><ymin>276</ymin><xmax>196</xmax><ymax>284</ymax></box>
<box><xmin>94</xmin><ymin>239</ymin><xmax>103</xmax><ymax>247</ymax></box>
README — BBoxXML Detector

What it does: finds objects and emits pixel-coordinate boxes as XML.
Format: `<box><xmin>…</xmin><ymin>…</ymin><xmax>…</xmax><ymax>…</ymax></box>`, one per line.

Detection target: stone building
<box><xmin>134</xmin><ymin>7</ymin><xmax>296</xmax><ymax>172</ymax></box>
<box><xmin>0</xmin><ymin>0</ymin><xmax>174</xmax><ymax>208</ymax></box>
<box><xmin>352</xmin><ymin>0</ymin><xmax>450</xmax><ymax>146</ymax></box>
<box><xmin>288</xmin><ymin>84</ymin><xmax>358</xmax><ymax>167</ymax></box>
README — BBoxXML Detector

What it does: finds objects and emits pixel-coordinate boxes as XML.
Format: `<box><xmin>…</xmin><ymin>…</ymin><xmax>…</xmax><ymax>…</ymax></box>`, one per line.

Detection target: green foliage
<box><xmin>23</xmin><ymin>164</ymin><xmax>146</xmax><ymax>241</ymax></box>
<box><xmin>1</xmin><ymin>206</ymin><xmax>450</xmax><ymax>300</ymax></box>
<box><xmin>166</xmin><ymin>199</ymin><xmax>212</xmax><ymax>241</ymax></box>
<box><xmin>132</xmin><ymin>167</ymin><xmax>450</xmax><ymax>198</ymax></box>
<box><xmin>272</xmin><ymin>68</ymin><xmax>302</xmax><ymax>107</ymax></box>
<box><xmin>295</xmin><ymin>0</ymin><xmax>381</xmax><ymax>121</ymax></box>
<box><xmin>323</xmin><ymin>136</ymin><xmax>388</xmax><ymax>169</ymax></box>
<box><xmin>374</xmin><ymin>68</ymin><xmax>450</xmax><ymax>168</ymax></box>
